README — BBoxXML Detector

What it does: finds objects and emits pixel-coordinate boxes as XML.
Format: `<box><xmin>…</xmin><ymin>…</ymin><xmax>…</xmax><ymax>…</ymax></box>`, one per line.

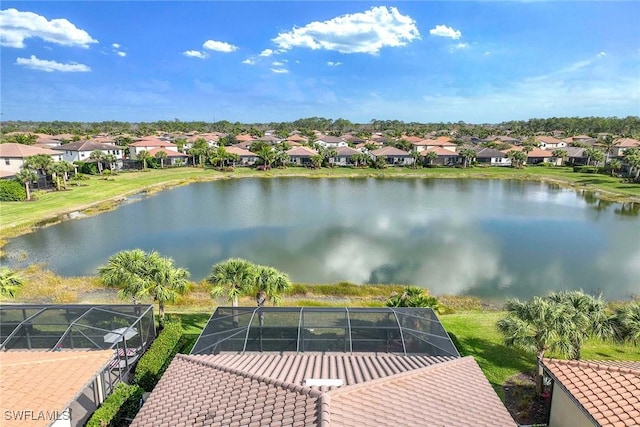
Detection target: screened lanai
<box><xmin>191</xmin><ymin>307</ymin><xmax>460</xmax><ymax>357</ymax></box>
<box><xmin>0</xmin><ymin>304</ymin><xmax>155</xmax><ymax>355</ymax></box>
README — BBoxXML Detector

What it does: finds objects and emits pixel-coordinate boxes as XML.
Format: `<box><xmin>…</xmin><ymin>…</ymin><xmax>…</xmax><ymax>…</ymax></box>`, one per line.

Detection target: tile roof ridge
<box><xmin>326</xmin><ymin>355</ymin><xmax>466</xmax><ymax>397</ymax></box>
<box><xmin>179</xmin><ymin>354</ymin><xmax>325</xmax><ymax>397</ymax></box>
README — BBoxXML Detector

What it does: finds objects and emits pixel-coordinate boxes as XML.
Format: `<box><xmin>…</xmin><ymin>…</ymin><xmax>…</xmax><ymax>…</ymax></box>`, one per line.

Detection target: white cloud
<box><xmin>117</xmin><ymin>51</ymin><xmax>126</xmax><ymax>57</ymax></box>
<box><xmin>272</xmin><ymin>6</ymin><xmax>420</xmax><ymax>55</ymax></box>
<box><xmin>272</xmin><ymin>60</ymin><xmax>285</xmax><ymax>66</ymax></box>
<box><xmin>429</xmin><ymin>24</ymin><xmax>462</xmax><ymax>40</ymax></box>
<box><xmin>259</xmin><ymin>49</ymin><xmax>274</xmax><ymax>57</ymax></box>
<box><xmin>183</xmin><ymin>50</ymin><xmax>206</xmax><ymax>59</ymax></box>
<box><xmin>327</xmin><ymin>61</ymin><xmax>342</xmax><ymax>66</ymax></box>
<box><xmin>0</xmin><ymin>8</ymin><xmax>98</xmax><ymax>48</ymax></box>
<box><xmin>598</xmin><ymin>51</ymin><xmax>606</xmax><ymax>57</ymax></box>
<box><xmin>451</xmin><ymin>42</ymin><xmax>469</xmax><ymax>50</ymax></box>
<box><xmin>242</xmin><ymin>58</ymin><xmax>256</xmax><ymax>65</ymax></box>
<box><xmin>271</xmin><ymin>68</ymin><xmax>289</xmax><ymax>74</ymax></box>
<box><xmin>202</xmin><ymin>39</ymin><xmax>238</xmax><ymax>52</ymax></box>
<box><xmin>112</xmin><ymin>43</ymin><xmax>120</xmax><ymax>49</ymax></box>
<box><xmin>15</xmin><ymin>55</ymin><xmax>90</xmax><ymax>72</ymax></box>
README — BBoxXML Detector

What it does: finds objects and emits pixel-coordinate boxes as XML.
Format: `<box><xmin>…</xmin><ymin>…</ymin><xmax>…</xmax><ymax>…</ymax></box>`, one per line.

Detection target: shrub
<box><xmin>76</xmin><ymin>162</ymin><xmax>98</xmax><ymax>175</ymax></box>
<box><xmin>133</xmin><ymin>320</ymin><xmax>183</xmax><ymax>391</ymax></box>
<box><xmin>86</xmin><ymin>382</ymin><xmax>144</xmax><ymax>427</ymax></box>
<box><xmin>0</xmin><ymin>180</ymin><xmax>26</xmax><ymax>201</ymax></box>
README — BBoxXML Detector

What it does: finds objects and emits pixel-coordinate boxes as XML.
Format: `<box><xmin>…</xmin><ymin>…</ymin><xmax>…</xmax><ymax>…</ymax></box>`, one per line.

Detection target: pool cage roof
<box><xmin>0</xmin><ymin>304</ymin><xmax>156</xmax><ymax>352</ymax></box>
<box><xmin>191</xmin><ymin>307</ymin><xmax>460</xmax><ymax>357</ymax></box>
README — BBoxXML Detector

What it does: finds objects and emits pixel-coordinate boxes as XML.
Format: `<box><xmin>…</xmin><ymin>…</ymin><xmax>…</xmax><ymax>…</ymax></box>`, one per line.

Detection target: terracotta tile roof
<box><xmin>235</xmin><ymin>134</ymin><xmax>254</xmax><ymax>142</ymax></box>
<box><xmin>131</xmin><ymin>355</ymin><xmax>513</xmax><ymax>426</ymax></box>
<box><xmin>130</xmin><ymin>354</ymin><xmax>323</xmax><ymax>427</ymax></box>
<box><xmin>232</xmin><ymin>141</ymin><xmax>253</xmax><ymax>150</ymax></box>
<box><xmin>329</xmin><ymin>357</ymin><xmax>516</xmax><ymax>427</ymax></box>
<box><xmin>0</xmin><ymin>350</ymin><xmax>114</xmax><ymax>427</ymax></box>
<box><xmin>225</xmin><ymin>146</ymin><xmax>256</xmax><ymax>156</ymax></box>
<box><xmin>421</xmin><ymin>147</ymin><xmax>457</xmax><ymax>156</ymax></box>
<box><xmin>286</xmin><ymin>134</ymin><xmax>308</xmax><ymax>142</ymax></box>
<box><xmin>316</xmin><ymin>136</ymin><xmax>345</xmax><ymax>143</ymax></box>
<box><xmin>333</xmin><ymin>146</ymin><xmax>360</xmax><ymax>156</ymax></box>
<box><xmin>616</xmin><ymin>138</ymin><xmax>640</xmax><ymax>148</ymax></box>
<box><xmin>287</xmin><ymin>146</ymin><xmax>318</xmax><ymax>157</ymax></box>
<box><xmin>0</xmin><ymin>143</ymin><xmax>60</xmax><ymax>158</ymax></box>
<box><xmin>503</xmin><ymin>146</ymin><xmax>553</xmax><ymax>157</ymax></box>
<box><xmin>370</xmin><ymin>146</ymin><xmax>410</xmax><ymax>156</ymax></box>
<box><xmin>129</xmin><ymin>140</ymin><xmax>177</xmax><ymax>147</ymax></box>
<box><xmin>536</xmin><ymin>135</ymin><xmax>563</xmax><ymax>144</ymax></box>
<box><xmin>194</xmin><ymin>353</ymin><xmax>456</xmax><ymax>390</ymax></box>
<box><xmin>147</xmin><ymin>147</ymin><xmax>187</xmax><ymax>157</ymax></box>
<box><xmin>542</xmin><ymin>358</ymin><xmax>640</xmax><ymax>427</ymax></box>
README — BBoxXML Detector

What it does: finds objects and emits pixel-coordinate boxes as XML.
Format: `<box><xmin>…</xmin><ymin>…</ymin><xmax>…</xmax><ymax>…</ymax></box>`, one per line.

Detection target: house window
<box><xmin>4</xmin><ymin>159</ymin><xmax>9</xmax><ymax>165</ymax></box>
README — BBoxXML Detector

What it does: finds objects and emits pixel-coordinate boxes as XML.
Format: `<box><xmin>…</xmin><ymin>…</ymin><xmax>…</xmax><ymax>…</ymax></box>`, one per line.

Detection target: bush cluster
<box><xmin>85</xmin><ymin>382</ymin><xmax>144</xmax><ymax>427</ymax></box>
<box><xmin>133</xmin><ymin>320</ymin><xmax>183</xmax><ymax>391</ymax></box>
<box><xmin>0</xmin><ymin>180</ymin><xmax>26</xmax><ymax>201</ymax></box>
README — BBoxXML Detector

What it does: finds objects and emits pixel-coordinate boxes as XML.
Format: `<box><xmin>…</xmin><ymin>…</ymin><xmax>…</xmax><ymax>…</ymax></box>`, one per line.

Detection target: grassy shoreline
<box><xmin>1</xmin><ymin>165</ymin><xmax>638</xmax><ymax>241</ymax></box>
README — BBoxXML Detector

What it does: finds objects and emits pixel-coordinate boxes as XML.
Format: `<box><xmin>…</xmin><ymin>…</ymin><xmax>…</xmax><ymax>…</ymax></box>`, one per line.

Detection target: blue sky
<box><xmin>1</xmin><ymin>1</ymin><xmax>639</xmax><ymax>124</ymax></box>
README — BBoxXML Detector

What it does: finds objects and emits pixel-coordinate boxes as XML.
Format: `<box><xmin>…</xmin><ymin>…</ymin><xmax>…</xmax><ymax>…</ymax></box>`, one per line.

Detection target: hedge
<box><xmin>0</xmin><ymin>180</ymin><xmax>26</xmax><ymax>201</ymax></box>
<box><xmin>133</xmin><ymin>320</ymin><xmax>183</xmax><ymax>391</ymax></box>
<box><xmin>86</xmin><ymin>382</ymin><xmax>144</xmax><ymax>427</ymax></box>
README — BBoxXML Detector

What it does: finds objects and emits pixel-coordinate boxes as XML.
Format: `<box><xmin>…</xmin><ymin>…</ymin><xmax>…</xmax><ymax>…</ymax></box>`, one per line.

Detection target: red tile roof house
<box><xmin>131</xmin><ymin>307</ymin><xmax>516</xmax><ymax>427</ymax></box>
<box><xmin>535</xmin><ymin>136</ymin><xmax>567</xmax><ymax>150</ymax></box>
<box><xmin>147</xmin><ymin>148</ymin><xmax>189</xmax><ymax>167</ymax></box>
<box><xmin>224</xmin><ymin>146</ymin><xmax>258</xmax><ymax>166</ymax></box>
<box><xmin>612</xmin><ymin>138</ymin><xmax>640</xmax><ymax>157</ymax></box>
<box><xmin>0</xmin><ymin>143</ymin><xmax>64</xmax><ymax>178</ymax></box>
<box><xmin>410</xmin><ymin>137</ymin><xmax>457</xmax><ymax>154</ymax></box>
<box><xmin>287</xmin><ymin>146</ymin><xmax>319</xmax><ymax>166</ymax></box>
<box><xmin>369</xmin><ymin>146</ymin><xmax>414</xmax><ymax>166</ymax></box>
<box><xmin>328</xmin><ymin>146</ymin><xmax>361</xmax><ymax>167</ymax></box>
<box><xmin>316</xmin><ymin>136</ymin><xmax>349</xmax><ymax>149</ymax></box>
<box><xmin>128</xmin><ymin>139</ymin><xmax>179</xmax><ymax>160</ymax></box>
<box><xmin>420</xmin><ymin>147</ymin><xmax>460</xmax><ymax>166</ymax></box>
<box><xmin>541</xmin><ymin>358</ymin><xmax>640</xmax><ymax>427</ymax></box>
<box><xmin>0</xmin><ymin>350</ymin><xmax>116</xmax><ymax>427</ymax></box>
<box><xmin>472</xmin><ymin>147</ymin><xmax>511</xmax><ymax>167</ymax></box>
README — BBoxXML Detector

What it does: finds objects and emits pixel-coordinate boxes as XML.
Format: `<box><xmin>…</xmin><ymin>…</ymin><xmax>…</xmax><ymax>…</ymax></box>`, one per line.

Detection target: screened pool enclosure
<box><xmin>191</xmin><ymin>307</ymin><xmax>460</xmax><ymax>357</ymax></box>
<box><xmin>1</xmin><ymin>304</ymin><xmax>155</xmax><ymax>352</ymax></box>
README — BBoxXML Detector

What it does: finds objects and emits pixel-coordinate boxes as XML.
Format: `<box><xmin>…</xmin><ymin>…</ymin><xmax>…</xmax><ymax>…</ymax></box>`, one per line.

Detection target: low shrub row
<box><xmin>86</xmin><ymin>382</ymin><xmax>144</xmax><ymax>427</ymax></box>
<box><xmin>133</xmin><ymin>319</ymin><xmax>183</xmax><ymax>391</ymax></box>
<box><xmin>0</xmin><ymin>180</ymin><xmax>26</xmax><ymax>201</ymax></box>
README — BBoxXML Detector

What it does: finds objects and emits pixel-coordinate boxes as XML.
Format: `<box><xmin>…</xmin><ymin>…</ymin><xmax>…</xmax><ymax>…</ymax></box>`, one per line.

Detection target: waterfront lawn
<box><xmin>1</xmin><ymin>165</ymin><xmax>638</xmax><ymax>240</ymax></box>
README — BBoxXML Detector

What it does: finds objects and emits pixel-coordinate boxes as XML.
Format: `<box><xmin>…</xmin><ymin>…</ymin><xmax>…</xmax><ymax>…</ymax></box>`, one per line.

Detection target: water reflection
<box><xmin>2</xmin><ymin>178</ymin><xmax>638</xmax><ymax>301</ymax></box>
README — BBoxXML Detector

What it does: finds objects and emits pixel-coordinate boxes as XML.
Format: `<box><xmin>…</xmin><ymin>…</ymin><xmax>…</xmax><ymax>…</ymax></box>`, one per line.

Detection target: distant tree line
<box><xmin>2</xmin><ymin>115</ymin><xmax>638</xmax><ymax>140</ymax></box>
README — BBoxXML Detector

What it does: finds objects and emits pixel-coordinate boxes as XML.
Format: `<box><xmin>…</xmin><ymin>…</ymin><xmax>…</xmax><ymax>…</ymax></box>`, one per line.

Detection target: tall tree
<box><xmin>15</xmin><ymin>167</ymin><xmax>37</xmax><ymax>201</ymax></box>
<box><xmin>610</xmin><ymin>301</ymin><xmax>640</xmax><ymax>345</ymax></box>
<box><xmin>256</xmin><ymin>147</ymin><xmax>275</xmax><ymax>170</ymax></box>
<box><xmin>253</xmin><ymin>265</ymin><xmax>291</xmax><ymax>306</ymax></box>
<box><xmin>137</xmin><ymin>150</ymin><xmax>151</xmax><ymax>170</ymax></box>
<box><xmin>459</xmin><ymin>148</ymin><xmax>476</xmax><ymax>168</ymax></box>
<box><xmin>89</xmin><ymin>150</ymin><xmax>105</xmax><ymax>174</ymax></box>
<box><xmin>154</xmin><ymin>150</ymin><xmax>168</xmax><ymax>169</ymax></box>
<box><xmin>208</xmin><ymin>258</ymin><xmax>257</xmax><ymax>307</ymax></box>
<box><xmin>98</xmin><ymin>249</ymin><xmax>189</xmax><ymax>319</ymax></box>
<box><xmin>423</xmin><ymin>150</ymin><xmax>437</xmax><ymax>167</ymax></box>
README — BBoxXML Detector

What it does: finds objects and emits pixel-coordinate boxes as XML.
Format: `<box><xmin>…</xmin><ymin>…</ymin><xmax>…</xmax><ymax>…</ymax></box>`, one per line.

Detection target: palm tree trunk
<box><xmin>25</xmin><ymin>182</ymin><xmax>31</xmax><ymax>201</ymax></box>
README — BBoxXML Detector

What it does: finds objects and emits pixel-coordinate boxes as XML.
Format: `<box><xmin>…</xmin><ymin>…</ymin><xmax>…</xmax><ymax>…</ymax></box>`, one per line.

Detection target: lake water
<box><xmin>2</xmin><ymin>178</ymin><xmax>639</xmax><ymax>301</ymax></box>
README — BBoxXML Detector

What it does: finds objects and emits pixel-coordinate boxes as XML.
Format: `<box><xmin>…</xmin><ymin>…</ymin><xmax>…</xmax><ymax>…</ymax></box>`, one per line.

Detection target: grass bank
<box><xmin>1</xmin><ymin>165</ymin><xmax>638</xmax><ymax>241</ymax></box>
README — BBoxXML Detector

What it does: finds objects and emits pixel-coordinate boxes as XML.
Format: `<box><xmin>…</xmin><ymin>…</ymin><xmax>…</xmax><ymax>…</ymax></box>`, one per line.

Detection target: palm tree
<box><xmin>155</xmin><ymin>150</ymin><xmax>168</xmax><ymax>169</ymax></box>
<box><xmin>607</xmin><ymin>158</ymin><xmax>622</xmax><ymax>177</ymax></box>
<box><xmin>137</xmin><ymin>150</ymin><xmax>151</xmax><ymax>170</ymax></box>
<box><xmin>98</xmin><ymin>249</ymin><xmax>189</xmax><ymax>319</ymax></box>
<box><xmin>459</xmin><ymin>148</ymin><xmax>476</xmax><ymax>168</ymax></box>
<box><xmin>0</xmin><ymin>267</ymin><xmax>24</xmax><ymax>298</ymax></box>
<box><xmin>253</xmin><ymin>265</ymin><xmax>291</xmax><ymax>306</ymax></box>
<box><xmin>599</xmin><ymin>135</ymin><xmax>618</xmax><ymax>164</ymax></box>
<box><xmin>46</xmin><ymin>162</ymin><xmax>66</xmax><ymax>191</ymax></box>
<box><xmin>423</xmin><ymin>150</ymin><xmax>437</xmax><ymax>167</ymax></box>
<box><xmin>385</xmin><ymin>286</ymin><xmax>440</xmax><ymax>309</ymax></box>
<box><xmin>102</xmin><ymin>154</ymin><xmax>117</xmax><ymax>172</ymax></box>
<box><xmin>15</xmin><ymin>167</ymin><xmax>37</xmax><ymax>201</ymax></box>
<box><xmin>208</xmin><ymin>258</ymin><xmax>257</xmax><ymax>307</ymax></box>
<box><xmin>546</xmin><ymin>290</ymin><xmax>612</xmax><ymax>360</ymax></box>
<box><xmin>610</xmin><ymin>301</ymin><xmax>640</xmax><ymax>345</ymax></box>
<box><xmin>506</xmin><ymin>150</ymin><xmax>527</xmax><ymax>169</ymax></box>
<box><xmin>309</xmin><ymin>154</ymin><xmax>323</xmax><ymax>169</ymax></box>
<box><xmin>552</xmin><ymin>149</ymin><xmax>568</xmax><ymax>166</ymax></box>
<box><xmin>257</xmin><ymin>147</ymin><xmax>275</xmax><ymax>170</ymax></box>
<box><xmin>24</xmin><ymin>154</ymin><xmax>52</xmax><ymax>187</ymax></box>
<box><xmin>89</xmin><ymin>150</ymin><xmax>105</xmax><ymax>174</ymax></box>
<box><xmin>623</xmin><ymin>148</ymin><xmax>640</xmax><ymax>182</ymax></box>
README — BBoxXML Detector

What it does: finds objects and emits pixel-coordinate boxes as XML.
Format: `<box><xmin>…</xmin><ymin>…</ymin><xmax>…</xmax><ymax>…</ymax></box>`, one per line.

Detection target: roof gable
<box><xmin>0</xmin><ymin>143</ymin><xmax>60</xmax><ymax>158</ymax></box>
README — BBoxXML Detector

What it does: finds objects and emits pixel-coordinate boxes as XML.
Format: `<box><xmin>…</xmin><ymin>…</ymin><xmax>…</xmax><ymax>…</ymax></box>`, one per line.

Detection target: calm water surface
<box><xmin>3</xmin><ymin>178</ymin><xmax>639</xmax><ymax>300</ymax></box>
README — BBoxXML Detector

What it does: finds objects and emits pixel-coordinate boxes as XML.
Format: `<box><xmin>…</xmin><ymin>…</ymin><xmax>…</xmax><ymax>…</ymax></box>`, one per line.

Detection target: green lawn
<box><xmin>1</xmin><ymin>165</ymin><xmax>638</xmax><ymax>240</ymax></box>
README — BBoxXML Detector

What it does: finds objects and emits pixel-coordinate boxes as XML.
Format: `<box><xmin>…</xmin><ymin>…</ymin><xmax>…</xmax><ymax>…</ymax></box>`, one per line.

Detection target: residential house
<box><xmin>255</xmin><ymin>135</ymin><xmax>282</xmax><ymax>145</ymax></box>
<box><xmin>541</xmin><ymin>358</ymin><xmax>640</xmax><ymax>427</ymax></box>
<box><xmin>370</xmin><ymin>146</ymin><xmax>414</xmax><ymax>166</ymax></box>
<box><xmin>0</xmin><ymin>143</ymin><xmax>63</xmax><ymax>176</ymax></box>
<box><xmin>287</xmin><ymin>146</ymin><xmax>318</xmax><ymax>166</ymax></box>
<box><xmin>128</xmin><ymin>138</ymin><xmax>179</xmax><ymax>159</ymax></box>
<box><xmin>536</xmin><ymin>136</ymin><xmax>567</xmax><ymax>150</ymax></box>
<box><xmin>235</xmin><ymin>134</ymin><xmax>255</xmax><ymax>143</ymax></box>
<box><xmin>286</xmin><ymin>134</ymin><xmax>308</xmax><ymax>144</ymax></box>
<box><xmin>316</xmin><ymin>135</ymin><xmax>348</xmax><ymax>149</ymax></box>
<box><xmin>565</xmin><ymin>147</ymin><xmax>587</xmax><ymax>165</ymax></box>
<box><xmin>411</xmin><ymin>136</ymin><xmax>457</xmax><ymax>153</ymax></box>
<box><xmin>612</xmin><ymin>138</ymin><xmax>640</xmax><ymax>157</ymax></box>
<box><xmin>421</xmin><ymin>147</ymin><xmax>460</xmax><ymax>166</ymax></box>
<box><xmin>0</xmin><ymin>351</ymin><xmax>116</xmax><ymax>427</ymax></box>
<box><xmin>131</xmin><ymin>307</ymin><xmax>516</xmax><ymax>427</ymax></box>
<box><xmin>329</xmin><ymin>146</ymin><xmax>361</xmax><ymax>166</ymax></box>
<box><xmin>51</xmin><ymin>140</ymin><xmax>123</xmax><ymax>164</ymax></box>
<box><xmin>147</xmin><ymin>148</ymin><xmax>189</xmax><ymax>167</ymax></box>
<box><xmin>473</xmin><ymin>147</ymin><xmax>511</xmax><ymax>166</ymax></box>
<box><xmin>504</xmin><ymin>146</ymin><xmax>556</xmax><ymax>165</ymax></box>
<box><xmin>224</xmin><ymin>146</ymin><xmax>258</xmax><ymax>166</ymax></box>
